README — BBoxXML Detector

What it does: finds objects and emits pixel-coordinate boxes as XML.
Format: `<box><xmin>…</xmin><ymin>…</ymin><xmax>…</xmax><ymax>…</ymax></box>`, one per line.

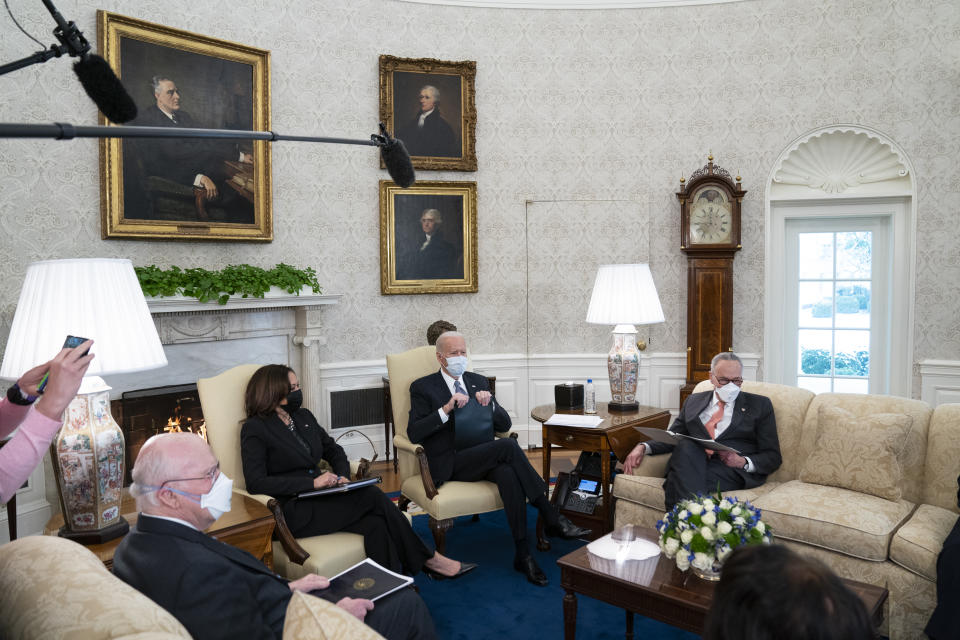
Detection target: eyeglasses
<box><xmin>714</xmin><ymin>376</ymin><xmax>744</xmax><ymax>386</ymax></box>
<box><xmin>158</xmin><ymin>462</ymin><xmax>220</xmax><ymax>490</ymax></box>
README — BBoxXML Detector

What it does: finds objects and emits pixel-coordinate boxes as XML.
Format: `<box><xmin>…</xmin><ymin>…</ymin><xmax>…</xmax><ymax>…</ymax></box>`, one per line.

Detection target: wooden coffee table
<box><xmin>45</xmin><ymin>489</ymin><xmax>275</xmax><ymax>571</ymax></box>
<box><xmin>557</xmin><ymin>527</ymin><xmax>888</xmax><ymax>639</ymax></box>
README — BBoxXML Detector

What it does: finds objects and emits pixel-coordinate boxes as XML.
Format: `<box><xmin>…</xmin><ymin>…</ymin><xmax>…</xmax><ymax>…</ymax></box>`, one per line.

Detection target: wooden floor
<box><xmin>370</xmin><ymin>447</ymin><xmax>581</xmax><ymax>493</ymax></box>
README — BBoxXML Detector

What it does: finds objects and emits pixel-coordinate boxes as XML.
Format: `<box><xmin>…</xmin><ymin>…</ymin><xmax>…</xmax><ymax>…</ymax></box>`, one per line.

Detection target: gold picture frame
<box><xmin>380</xmin><ymin>180</ymin><xmax>478</xmax><ymax>295</ymax></box>
<box><xmin>98</xmin><ymin>11</ymin><xmax>272</xmax><ymax>241</ymax></box>
<box><xmin>379</xmin><ymin>55</ymin><xmax>477</xmax><ymax>172</ymax></box>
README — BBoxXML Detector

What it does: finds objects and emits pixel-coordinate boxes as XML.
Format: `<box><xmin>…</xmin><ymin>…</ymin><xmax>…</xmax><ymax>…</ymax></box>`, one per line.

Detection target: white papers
<box><xmin>545</xmin><ymin>414</ymin><xmax>604</xmax><ymax>428</ymax></box>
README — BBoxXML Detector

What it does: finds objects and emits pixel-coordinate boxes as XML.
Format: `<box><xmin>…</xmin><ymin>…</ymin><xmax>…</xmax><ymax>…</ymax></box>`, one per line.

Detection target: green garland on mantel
<box><xmin>136</xmin><ymin>264</ymin><xmax>322</xmax><ymax>305</ymax></box>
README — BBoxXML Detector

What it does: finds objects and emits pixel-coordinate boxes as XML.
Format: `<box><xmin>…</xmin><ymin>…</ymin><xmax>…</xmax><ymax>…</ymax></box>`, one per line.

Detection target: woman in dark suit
<box><xmin>240</xmin><ymin>364</ymin><xmax>474</xmax><ymax>579</ymax></box>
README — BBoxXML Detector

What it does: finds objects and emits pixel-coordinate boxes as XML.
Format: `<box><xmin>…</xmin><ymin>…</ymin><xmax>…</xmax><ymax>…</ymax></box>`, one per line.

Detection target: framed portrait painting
<box><xmin>380</xmin><ymin>180</ymin><xmax>478</xmax><ymax>295</ymax></box>
<box><xmin>379</xmin><ymin>55</ymin><xmax>477</xmax><ymax>172</ymax></box>
<box><xmin>98</xmin><ymin>11</ymin><xmax>272</xmax><ymax>241</ymax></box>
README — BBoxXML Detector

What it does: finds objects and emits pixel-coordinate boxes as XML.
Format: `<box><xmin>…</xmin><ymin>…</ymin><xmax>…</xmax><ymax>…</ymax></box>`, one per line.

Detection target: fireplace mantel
<box><xmin>146</xmin><ymin>287</ymin><xmax>342</xmax><ymax>315</ymax></box>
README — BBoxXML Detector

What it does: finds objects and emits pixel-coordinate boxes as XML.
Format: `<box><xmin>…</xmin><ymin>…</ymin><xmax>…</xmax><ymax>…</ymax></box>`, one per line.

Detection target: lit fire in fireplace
<box><xmin>163</xmin><ymin>400</ymin><xmax>207</xmax><ymax>441</ymax></box>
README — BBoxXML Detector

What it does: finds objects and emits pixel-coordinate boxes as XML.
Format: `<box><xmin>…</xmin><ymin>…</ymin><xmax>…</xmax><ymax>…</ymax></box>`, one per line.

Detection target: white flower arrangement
<box><xmin>657</xmin><ymin>491</ymin><xmax>773</xmax><ymax>575</ymax></box>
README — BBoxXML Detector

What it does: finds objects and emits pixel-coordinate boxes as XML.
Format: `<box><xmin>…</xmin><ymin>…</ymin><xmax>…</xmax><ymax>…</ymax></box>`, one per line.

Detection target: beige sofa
<box><xmin>613</xmin><ymin>381</ymin><xmax>960</xmax><ymax>640</ymax></box>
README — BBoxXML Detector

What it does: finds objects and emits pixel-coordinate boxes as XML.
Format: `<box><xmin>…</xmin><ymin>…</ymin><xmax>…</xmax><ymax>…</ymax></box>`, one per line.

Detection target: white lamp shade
<box><xmin>585</xmin><ymin>263</ymin><xmax>665</xmax><ymax>326</ymax></box>
<box><xmin>1</xmin><ymin>258</ymin><xmax>167</xmax><ymax>380</ymax></box>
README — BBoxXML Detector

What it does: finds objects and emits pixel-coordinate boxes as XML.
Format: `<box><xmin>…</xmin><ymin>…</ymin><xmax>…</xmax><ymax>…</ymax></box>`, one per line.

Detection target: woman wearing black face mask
<box><xmin>241</xmin><ymin>364</ymin><xmax>474</xmax><ymax>579</ymax></box>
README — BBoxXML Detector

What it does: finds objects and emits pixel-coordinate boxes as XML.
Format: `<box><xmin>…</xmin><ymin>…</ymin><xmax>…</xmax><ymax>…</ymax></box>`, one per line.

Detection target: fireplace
<box><xmin>112</xmin><ymin>383</ymin><xmax>207</xmax><ymax>485</ymax></box>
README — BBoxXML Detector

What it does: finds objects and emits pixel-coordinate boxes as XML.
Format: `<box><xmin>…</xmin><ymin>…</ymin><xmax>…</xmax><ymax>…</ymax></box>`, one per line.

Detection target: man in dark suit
<box><xmin>408</xmin><ymin>331</ymin><xmax>591</xmax><ymax>587</ymax></box>
<box><xmin>397</xmin><ymin>209</ymin><xmax>460</xmax><ymax>280</ymax></box>
<box><xmin>926</xmin><ymin>475</ymin><xmax>960</xmax><ymax>640</ymax></box>
<box><xmin>113</xmin><ymin>433</ymin><xmax>435</xmax><ymax>640</ymax></box>
<box><xmin>396</xmin><ymin>85</ymin><xmax>459</xmax><ymax>158</ymax></box>
<box><xmin>623</xmin><ymin>352</ymin><xmax>782</xmax><ymax>510</ymax></box>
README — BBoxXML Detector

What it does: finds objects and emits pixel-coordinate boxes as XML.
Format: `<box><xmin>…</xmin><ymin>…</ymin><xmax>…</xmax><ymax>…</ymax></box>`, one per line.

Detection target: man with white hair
<box><xmin>398</xmin><ymin>208</ymin><xmax>459</xmax><ymax>280</ymax></box>
<box><xmin>113</xmin><ymin>432</ymin><xmax>436</xmax><ymax>640</ymax></box>
<box><xmin>407</xmin><ymin>331</ymin><xmax>591</xmax><ymax>587</ymax></box>
<box><xmin>396</xmin><ymin>85</ymin><xmax>458</xmax><ymax>158</ymax></box>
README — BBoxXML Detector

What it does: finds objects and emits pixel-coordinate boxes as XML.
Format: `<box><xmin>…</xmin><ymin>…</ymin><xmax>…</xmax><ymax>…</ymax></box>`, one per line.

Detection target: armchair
<box><xmin>387</xmin><ymin>345</ymin><xmax>516</xmax><ymax>554</ymax></box>
<box><xmin>197</xmin><ymin>364</ymin><xmax>366</xmax><ymax>580</ymax></box>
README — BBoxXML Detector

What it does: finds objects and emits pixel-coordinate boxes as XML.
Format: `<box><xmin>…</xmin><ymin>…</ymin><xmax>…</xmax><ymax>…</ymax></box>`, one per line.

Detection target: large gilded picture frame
<box><xmin>379</xmin><ymin>55</ymin><xmax>477</xmax><ymax>172</ymax></box>
<box><xmin>98</xmin><ymin>11</ymin><xmax>272</xmax><ymax>241</ymax></box>
<box><xmin>380</xmin><ymin>180</ymin><xmax>478</xmax><ymax>295</ymax></box>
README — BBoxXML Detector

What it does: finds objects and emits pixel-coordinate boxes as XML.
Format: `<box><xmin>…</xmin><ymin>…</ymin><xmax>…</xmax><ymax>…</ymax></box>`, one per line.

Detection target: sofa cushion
<box><xmin>283</xmin><ymin>591</ymin><xmax>385</xmax><ymax>640</ymax></box>
<box><xmin>921</xmin><ymin>403</ymin><xmax>960</xmax><ymax>511</ymax></box>
<box><xmin>890</xmin><ymin>504</ymin><xmax>959</xmax><ymax>581</ymax></box>
<box><xmin>754</xmin><ymin>480</ymin><xmax>914</xmax><ymax>561</ymax></box>
<box><xmin>799</xmin><ymin>406</ymin><xmax>912</xmax><ymax>501</ymax></box>
<box><xmin>612</xmin><ymin>472</ymin><xmax>777</xmax><ymax>514</ymax></box>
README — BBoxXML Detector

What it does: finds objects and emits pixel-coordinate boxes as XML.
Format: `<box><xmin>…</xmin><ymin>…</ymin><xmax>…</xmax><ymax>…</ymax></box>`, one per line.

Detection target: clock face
<box><xmin>689</xmin><ymin>187</ymin><xmax>733</xmax><ymax>244</ymax></box>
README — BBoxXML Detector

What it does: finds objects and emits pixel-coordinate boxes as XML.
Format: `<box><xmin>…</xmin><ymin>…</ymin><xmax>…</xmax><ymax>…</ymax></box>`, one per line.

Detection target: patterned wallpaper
<box><xmin>0</xmin><ymin>0</ymin><xmax>957</xmax><ymax>378</ymax></box>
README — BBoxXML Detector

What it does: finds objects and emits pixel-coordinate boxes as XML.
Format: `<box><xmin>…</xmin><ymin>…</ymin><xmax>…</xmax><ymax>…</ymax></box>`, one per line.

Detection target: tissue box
<box><xmin>555</xmin><ymin>382</ymin><xmax>584</xmax><ymax>410</ymax></box>
<box><xmin>586</xmin><ymin>533</ymin><xmax>661</xmax><ymax>585</ymax></box>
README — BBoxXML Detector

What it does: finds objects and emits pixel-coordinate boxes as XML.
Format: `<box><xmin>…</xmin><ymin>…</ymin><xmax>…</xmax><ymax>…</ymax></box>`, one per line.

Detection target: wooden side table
<box><xmin>44</xmin><ymin>489</ymin><xmax>275</xmax><ymax>570</ymax></box>
<box><xmin>531</xmin><ymin>403</ymin><xmax>670</xmax><ymax>546</ymax></box>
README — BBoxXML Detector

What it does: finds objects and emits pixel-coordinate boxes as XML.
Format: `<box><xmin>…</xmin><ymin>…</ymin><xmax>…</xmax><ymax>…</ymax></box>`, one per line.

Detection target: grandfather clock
<box><xmin>678</xmin><ymin>155</ymin><xmax>745</xmax><ymax>407</ymax></box>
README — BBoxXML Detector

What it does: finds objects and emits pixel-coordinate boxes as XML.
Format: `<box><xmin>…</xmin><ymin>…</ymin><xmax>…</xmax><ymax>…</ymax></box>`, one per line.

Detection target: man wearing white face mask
<box><xmin>408</xmin><ymin>331</ymin><xmax>591</xmax><ymax>588</ymax></box>
<box><xmin>623</xmin><ymin>352</ymin><xmax>782</xmax><ymax>510</ymax></box>
<box><xmin>113</xmin><ymin>433</ymin><xmax>436</xmax><ymax>640</ymax></box>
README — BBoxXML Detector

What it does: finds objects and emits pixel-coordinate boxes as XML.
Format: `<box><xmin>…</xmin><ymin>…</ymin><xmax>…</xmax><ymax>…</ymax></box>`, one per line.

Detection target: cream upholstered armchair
<box><xmin>387</xmin><ymin>345</ymin><xmax>515</xmax><ymax>553</ymax></box>
<box><xmin>197</xmin><ymin>364</ymin><xmax>366</xmax><ymax>580</ymax></box>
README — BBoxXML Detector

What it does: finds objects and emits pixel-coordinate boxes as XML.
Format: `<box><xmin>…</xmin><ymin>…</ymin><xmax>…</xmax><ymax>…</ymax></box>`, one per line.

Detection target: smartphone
<box><xmin>36</xmin><ymin>335</ymin><xmax>91</xmax><ymax>394</ymax></box>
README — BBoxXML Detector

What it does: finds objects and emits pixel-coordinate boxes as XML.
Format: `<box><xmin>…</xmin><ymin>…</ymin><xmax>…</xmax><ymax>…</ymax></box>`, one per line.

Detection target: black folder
<box><xmin>454</xmin><ymin>398</ymin><xmax>494</xmax><ymax>450</ymax></box>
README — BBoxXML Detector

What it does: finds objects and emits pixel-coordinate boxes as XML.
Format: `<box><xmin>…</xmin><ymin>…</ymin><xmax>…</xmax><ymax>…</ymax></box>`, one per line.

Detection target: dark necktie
<box><xmin>454</xmin><ymin>380</ymin><xmax>467</xmax><ymax>396</ymax></box>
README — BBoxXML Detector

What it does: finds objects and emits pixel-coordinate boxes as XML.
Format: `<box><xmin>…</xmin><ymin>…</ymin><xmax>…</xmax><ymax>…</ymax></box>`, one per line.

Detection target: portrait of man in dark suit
<box><xmin>393</xmin><ymin>195</ymin><xmax>465</xmax><ymax>282</ymax></box>
<box><xmin>396</xmin><ymin>85</ymin><xmax>459</xmax><ymax>158</ymax></box>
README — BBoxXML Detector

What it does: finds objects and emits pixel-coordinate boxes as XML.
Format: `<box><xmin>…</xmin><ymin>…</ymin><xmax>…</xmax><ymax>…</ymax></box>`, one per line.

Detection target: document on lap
<box><xmin>635</xmin><ymin>427</ymin><xmax>742</xmax><ymax>454</ymax></box>
<box><xmin>297</xmin><ymin>476</ymin><xmax>382</xmax><ymax>499</ymax></box>
<box><xmin>545</xmin><ymin>414</ymin><xmax>604</xmax><ymax>428</ymax></box>
<box><xmin>453</xmin><ymin>398</ymin><xmax>494</xmax><ymax>450</ymax></box>
<box><xmin>310</xmin><ymin>558</ymin><xmax>414</xmax><ymax>603</ymax></box>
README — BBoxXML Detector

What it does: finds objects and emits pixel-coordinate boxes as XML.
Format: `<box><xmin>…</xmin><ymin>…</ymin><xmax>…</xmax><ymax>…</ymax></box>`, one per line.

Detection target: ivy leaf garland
<box><xmin>136</xmin><ymin>264</ymin><xmax>321</xmax><ymax>305</ymax></box>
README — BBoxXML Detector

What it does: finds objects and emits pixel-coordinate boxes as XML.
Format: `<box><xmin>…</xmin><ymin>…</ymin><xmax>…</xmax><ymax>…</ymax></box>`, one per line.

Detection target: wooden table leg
<box><xmin>537</xmin><ymin>424</ymin><xmax>552</xmax><ymax>551</ymax></box>
<box><xmin>6</xmin><ymin>493</ymin><xmax>15</xmax><ymax>541</ymax></box>
<box><xmin>601</xmin><ymin>445</ymin><xmax>612</xmax><ymax>532</ymax></box>
<box><xmin>563</xmin><ymin>589</ymin><xmax>578</xmax><ymax>640</ymax></box>
<box><xmin>625</xmin><ymin>610</ymin><xmax>634</xmax><ymax>640</ymax></box>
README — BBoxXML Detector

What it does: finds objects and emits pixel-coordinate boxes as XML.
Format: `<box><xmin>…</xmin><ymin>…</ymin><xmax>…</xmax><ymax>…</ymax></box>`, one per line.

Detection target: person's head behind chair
<box><xmin>427</xmin><ymin>320</ymin><xmax>457</xmax><ymax>345</ymax></box>
<box><xmin>703</xmin><ymin>544</ymin><xmax>874</xmax><ymax>640</ymax></box>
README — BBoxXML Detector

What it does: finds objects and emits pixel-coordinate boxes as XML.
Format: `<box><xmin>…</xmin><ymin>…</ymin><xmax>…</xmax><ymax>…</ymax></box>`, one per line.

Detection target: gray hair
<box><xmin>421</xmin><ymin>209</ymin><xmax>442</xmax><ymax>225</ymax></box>
<box><xmin>421</xmin><ymin>85</ymin><xmax>440</xmax><ymax>103</ymax></box>
<box><xmin>435</xmin><ymin>330</ymin><xmax>465</xmax><ymax>353</ymax></box>
<box><xmin>151</xmin><ymin>76</ymin><xmax>173</xmax><ymax>95</ymax></box>
<box><xmin>711</xmin><ymin>352</ymin><xmax>743</xmax><ymax>371</ymax></box>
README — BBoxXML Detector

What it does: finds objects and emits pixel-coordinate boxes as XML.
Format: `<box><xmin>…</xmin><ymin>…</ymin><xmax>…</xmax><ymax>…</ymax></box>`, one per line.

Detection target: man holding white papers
<box><xmin>623</xmin><ymin>352</ymin><xmax>782</xmax><ymax>510</ymax></box>
<box><xmin>408</xmin><ymin>331</ymin><xmax>591</xmax><ymax>587</ymax></box>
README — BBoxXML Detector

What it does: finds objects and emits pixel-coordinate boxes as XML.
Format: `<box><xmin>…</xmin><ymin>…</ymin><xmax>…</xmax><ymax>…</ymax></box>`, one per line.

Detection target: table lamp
<box><xmin>585</xmin><ymin>264</ymin><xmax>665</xmax><ymax>411</ymax></box>
<box><xmin>0</xmin><ymin>258</ymin><xmax>167</xmax><ymax>543</ymax></box>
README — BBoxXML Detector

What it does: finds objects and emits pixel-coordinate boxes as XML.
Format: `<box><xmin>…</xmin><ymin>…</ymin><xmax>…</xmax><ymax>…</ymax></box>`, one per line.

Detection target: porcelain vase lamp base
<box><xmin>607</xmin><ymin>324</ymin><xmax>639</xmax><ymax>412</ymax></box>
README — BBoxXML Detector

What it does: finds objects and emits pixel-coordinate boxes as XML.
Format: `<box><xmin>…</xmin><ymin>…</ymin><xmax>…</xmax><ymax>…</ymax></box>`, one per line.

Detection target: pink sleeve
<box><xmin>0</xmin><ymin>402</ymin><xmax>62</xmax><ymax>504</ymax></box>
<box><xmin>0</xmin><ymin>396</ymin><xmax>32</xmax><ymax>440</ymax></box>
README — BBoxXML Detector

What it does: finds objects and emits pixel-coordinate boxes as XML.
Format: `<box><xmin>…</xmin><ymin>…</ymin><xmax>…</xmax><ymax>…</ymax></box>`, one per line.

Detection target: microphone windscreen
<box><xmin>73</xmin><ymin>54</ymin><xmax>137</xmax><ymax>123</ymax></box>
<box><xmin>380</xmin><ymin>137</ymin><xmax>416</xmax><ymax>188</ymax></box>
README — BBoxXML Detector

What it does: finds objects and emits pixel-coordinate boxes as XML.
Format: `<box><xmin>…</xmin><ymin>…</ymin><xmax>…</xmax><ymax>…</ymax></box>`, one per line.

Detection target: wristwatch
<box><xmin>6</xmin><ymin>384</ymin><xmax>37</xmax><ymax>406</ymax></box>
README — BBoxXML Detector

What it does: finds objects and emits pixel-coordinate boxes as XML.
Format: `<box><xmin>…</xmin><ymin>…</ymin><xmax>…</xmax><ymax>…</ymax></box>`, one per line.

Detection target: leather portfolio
<box><xmin>454</xmin><ymin>399</ymin><xmax>494</xmax><ymax>450</ymax></box>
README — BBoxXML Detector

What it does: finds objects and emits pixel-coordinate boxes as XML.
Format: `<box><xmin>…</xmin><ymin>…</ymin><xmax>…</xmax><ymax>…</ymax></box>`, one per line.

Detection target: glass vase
<box><xmin>691</xmin><ymin>558</ymin><xmax>723</xmax><ymax>581</ymax></box>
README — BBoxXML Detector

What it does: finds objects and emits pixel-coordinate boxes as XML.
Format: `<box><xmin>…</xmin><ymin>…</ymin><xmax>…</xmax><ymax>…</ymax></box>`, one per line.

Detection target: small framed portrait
<box><xmin>380</xmin><ymin>180</ymin><xmax>478</xmax><ymax>295</ymax></box>
<box><xmin>98</xmin><ymin>11</ymin><xmax>272</xmax><ymax>241</ymax></box>
<box><xmin>379</xmin><ymin>55</ymin><xmax>477</xmax><ymax>172</ymax></box>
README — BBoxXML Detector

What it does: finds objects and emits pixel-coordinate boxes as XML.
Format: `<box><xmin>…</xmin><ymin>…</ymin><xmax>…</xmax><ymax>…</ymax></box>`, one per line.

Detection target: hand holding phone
<box><xmin>37</xmin><ymin>335</ymin><xmax>91</xmax><ymax>393</ymax></box>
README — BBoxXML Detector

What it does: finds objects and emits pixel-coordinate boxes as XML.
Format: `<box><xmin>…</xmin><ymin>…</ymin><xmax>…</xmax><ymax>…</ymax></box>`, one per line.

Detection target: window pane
<box><xmin>834</xmin><ymin>330</ymin><xmax>870</xmax><ymax>377</ymax></box>
<box><xmin>798</xmin><ymin>233</ymin><xmax>834</xmax><ymax>279</ymax></box>
<box><xmin>799</xmin><ymin>282</ymin><xmax>833</xmax><ymax>328</ymax></box>
<box><xmin>834</xmin><ymin>378</ymin><xmax>869</xmax><ymax>393</ymax></box>
<box><xmin>798</xmin><ymin>376</ymin><xmax>832</xmax><ymax>394</ymax></box>
<box><xmin>835</xmin><ymin>281</ymin><xmax>871</xmax><ymax>328</ymax></box>
<box><xmin>836</xmin><ymin>232</ymin><xmax>871</xmax><ymax>279</ymax></box>
<box><xmin>799</xmin><ymin>330</ymin><xmax>833</xmax><ymax>375</ymax></box>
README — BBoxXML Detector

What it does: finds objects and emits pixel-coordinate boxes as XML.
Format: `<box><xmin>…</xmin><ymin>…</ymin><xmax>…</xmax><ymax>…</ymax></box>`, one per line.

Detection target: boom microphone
<box><xmin>374</xmin><ymin>122</ymin><xmax>415</xmax><ymax>188</ymax></box>
<box><xmin>73</xmin><ymin>54</ymin><xmax>137</xmax><ymax>123</ymax></box>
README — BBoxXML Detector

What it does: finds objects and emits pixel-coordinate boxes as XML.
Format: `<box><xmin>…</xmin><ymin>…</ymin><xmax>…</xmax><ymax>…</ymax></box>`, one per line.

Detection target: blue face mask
<box><xmin>444</xmin><ymin>355</ymin><xmax>468</xmax><ymax>378</ymax></box>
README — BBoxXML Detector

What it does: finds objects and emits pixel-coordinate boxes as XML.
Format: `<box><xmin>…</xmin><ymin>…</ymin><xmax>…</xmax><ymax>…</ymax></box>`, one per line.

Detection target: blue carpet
<box><xmin>407</xmin><ymin>505</ymin><xmax>700</xmax><ymax>640</ymax></box>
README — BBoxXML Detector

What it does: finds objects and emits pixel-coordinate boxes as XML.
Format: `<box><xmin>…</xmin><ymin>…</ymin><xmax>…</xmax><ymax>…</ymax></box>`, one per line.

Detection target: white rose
<box><xmin>687</xmin><ymin>502</ymin><xmax>703</xmax><ymax>515</ymax></box>
<box><xmin>692</xmin><ymin>552</ymin><xmax>712</xmax><ymax>571</ymax></box>
<box><xmin>731</xmin><ymin>506</ymin><xmax>742</xmax><ymax>516</ymax></box>
<box><xmin>676</xmin><ymin>553</ymin><xmax>690</xmax><ymax>571</ymax></box>
<box><xmin>702</xmin><ymin>499</ymin><xmax>715</xmax><ymax>510</ymax></box>
<box><xmin>754</xmin><ymin>521</ymin><xmax>766</xmax><ymax>534</ymax></box>
<box><xmin>701</xmin><ymin>526</ymin><xmax>714</xmax><ymax>541</ymax></box>
<box><xmin>717</xmin><ymin>521</ymin><xmax>733</xmax><ymax>535</ymax></box>
<box><xmin>678</xmin><ymin>510</ymin><xmax>689</xmax><ymax>521</ymax></box>
<box><xmin>680</xmin><ymin>529</ymin><xmax>695</xmax><ymax>544</ymax></box>
<box><xmin>665</xmin><ymin>537</ymin><xmax>680</xmax><ymax>556</ymax></box>
<box><xmin>701</xmin><ymin>511</ymin><xmax>717</xmax><ymax>526</ymax></box>
<box><xmin>734</xmin><ymin>516</ymin><xmax>746</xmax><ymax>526</ymax></box>
<box><xmin>718</xmin><ymin>545</ymin><xmax>733</xmax><ymax>561</ymax></box>
<box><xmin>718</xmin><ymin>499</ymin><xmax>733</xmax><ymax>511</ymax></box>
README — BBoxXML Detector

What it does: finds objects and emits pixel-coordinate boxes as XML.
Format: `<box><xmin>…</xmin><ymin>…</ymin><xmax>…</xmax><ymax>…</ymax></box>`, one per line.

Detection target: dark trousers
<box><xmin>662</xmin><ymin>439</ymin><xmax>746</xmax><ymax>510</ymax></box>
<box><xmin>362</xmin><ymin>586</ymin><xmax>438</xmax><ymax>640</ymax></box>
<box><xmin>287</xmin><ymin>485</ymin><xmax>433</xmax><ymax>575</ymax></box>
<box><xmin>450</xmin><ymin>438</ymin><xmax>548</xmax><ymax>548</ymax></box>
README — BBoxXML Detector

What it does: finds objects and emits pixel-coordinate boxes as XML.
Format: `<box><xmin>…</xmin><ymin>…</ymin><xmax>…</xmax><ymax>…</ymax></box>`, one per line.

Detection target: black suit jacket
<box><xmin>241</xmin><ymin>409</ymin><xmax>350</xmax><ymax>531</ymax></box>
<box><xmin>133</xmin><ymin>105</ymin><xmax>232</xmax><ymax>185</ymax></box>
<box><xmin>649</xmin><ymin>389</ymin><xmax>782</xmax><ymax>487</ymax></box>
<box><xmin>113</xmin><ymin>515</ymin><xmax>291</xmax><ymax>640</ymax></box>
<box><xmin>407</xmin><ymin>370</ymin><xmax>511</xmax><ymax>484</ymax></box>
<box><xmin>398</xmin><ymin>233</ymin><xmax>459</xmax><ymax>280</ymax></box>
<box><xmin>397</xmin><ymin>111</ymin><xmax>458</xmax><ymax>158</ymax></box>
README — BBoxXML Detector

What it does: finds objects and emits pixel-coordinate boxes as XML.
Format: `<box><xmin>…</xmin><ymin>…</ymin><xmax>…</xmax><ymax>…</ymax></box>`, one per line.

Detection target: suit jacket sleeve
<box><xmin>407</xmin><ymin>378</ymin><xmax>449</xmax><ymax>444</ymax></box>
<box><xmin>241</xmin><ymin>417</ymin><xmax>315</xmax><ymax>497</ymax></box>
<box><xmin>743</xmin><ymin>395</ymin><xmax>781</xmax><ymax>475</ymax></box>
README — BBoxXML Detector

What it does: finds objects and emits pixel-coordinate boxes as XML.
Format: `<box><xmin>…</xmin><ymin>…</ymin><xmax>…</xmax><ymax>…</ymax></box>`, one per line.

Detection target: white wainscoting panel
<box><xmin>919</xmin><ymin>360</ymin><xmax>960</xmax><ymax>407</ymax></box>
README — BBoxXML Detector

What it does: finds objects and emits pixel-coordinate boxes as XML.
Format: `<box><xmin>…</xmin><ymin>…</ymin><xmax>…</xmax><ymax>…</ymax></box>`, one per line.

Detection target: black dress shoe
<box><xmin>422</xmin><ymin>562</ymin><xmax>478</xmax><ymax>581</ymax></box>
<box><xmin>545</xmin><ymin>514</ymin><xmax>592</xmax><ymax>539</ymax></box>
<box><xmin>513</xmin><ymin>555</ymin><xmax>548</xmax><ymax>587</ymax></box>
